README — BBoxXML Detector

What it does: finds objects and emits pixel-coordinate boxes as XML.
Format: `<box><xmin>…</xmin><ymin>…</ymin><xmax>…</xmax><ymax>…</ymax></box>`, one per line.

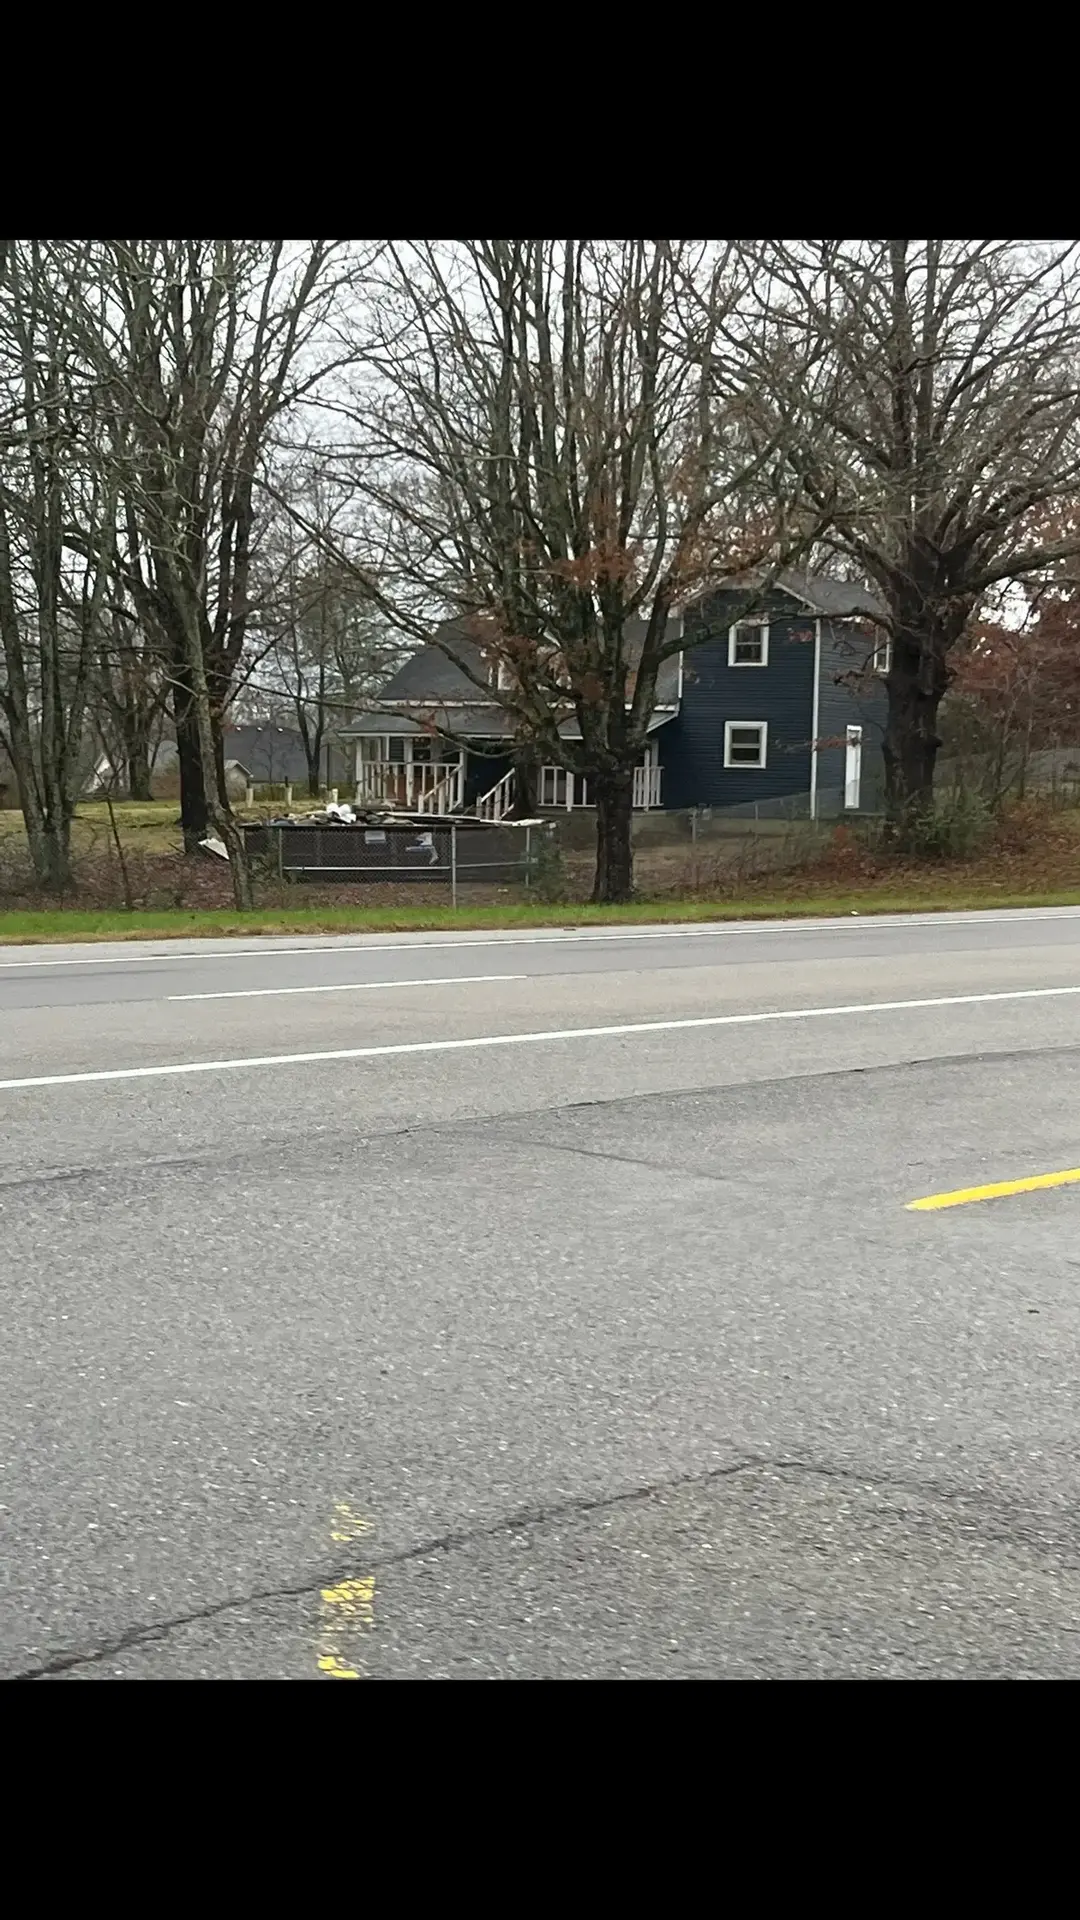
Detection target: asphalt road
<box><xmin>4</xmin><ymin>907</ymin><xmax>1080</xmax><ymax>1679</ymax></box>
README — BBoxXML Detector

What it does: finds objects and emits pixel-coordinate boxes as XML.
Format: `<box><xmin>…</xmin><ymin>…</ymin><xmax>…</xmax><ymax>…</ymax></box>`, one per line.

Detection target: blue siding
<box><xmin>661</xmin><ymin>591</ymin><xmax>817</xmax><ymax>809</ymax></box>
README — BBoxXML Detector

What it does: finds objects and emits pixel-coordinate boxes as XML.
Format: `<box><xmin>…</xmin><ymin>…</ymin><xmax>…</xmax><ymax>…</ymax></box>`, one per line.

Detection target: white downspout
<box><xmin>810</xmin><ymin>618</ymin><xmax>822</xmax><ymax>822</ymax></box>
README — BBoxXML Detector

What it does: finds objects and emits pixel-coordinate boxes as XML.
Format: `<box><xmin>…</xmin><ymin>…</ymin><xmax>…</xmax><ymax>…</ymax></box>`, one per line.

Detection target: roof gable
<box><xmin>685</xmin><ymin>569</ymin><xmax>887</xmax><ymax>623</ymax></box>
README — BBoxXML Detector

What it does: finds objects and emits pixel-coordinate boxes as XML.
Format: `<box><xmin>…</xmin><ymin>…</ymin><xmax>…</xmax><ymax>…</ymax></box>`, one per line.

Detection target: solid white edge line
<box><xmin>3</xmin><ymin>983</ymin><xmax>1079</xmax><ymax>1092</ymax></box>
<box><xmin>167</xmin><ymin>973</ymin><xmax>522</xmax><ymax>1002</ymax></box>
<box><xmin>3</xmin><ymin>904</ymin><xmax>1080</xmax><ymax>968</ymax></box>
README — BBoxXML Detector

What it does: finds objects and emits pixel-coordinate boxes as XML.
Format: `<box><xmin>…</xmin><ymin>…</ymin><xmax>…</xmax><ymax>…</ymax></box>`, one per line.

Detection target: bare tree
<box><xmin>90</xmin><ymin>592</ymin><xmax>168</xmax><ymax>800</ymax></box>
<box><xmin>81</xmin><ymin>239</ymin><xmax>362</xmax><ymax>904</ymax></box>
<box><xmin>0</xmin><ymin>241</ymin><xmax>119</xmax><ymax>888</ymax></box>
<box><xmin>321</xmin><ymin>241</ymin><xmax>820</xmax><ymax>900</ymax></box>
<box><xmin>727</xmin><ymin>241</ymin><xmax>1080</xmax><ymax>835</ymax></box>
<box><xmin>251</xmin><ymin>469</ymin><xmax>405</xmax><ymax>793</ymax></box>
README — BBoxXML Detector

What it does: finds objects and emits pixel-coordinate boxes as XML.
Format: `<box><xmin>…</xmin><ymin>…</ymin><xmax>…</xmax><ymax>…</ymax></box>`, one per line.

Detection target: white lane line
<box><xmin>167</xmin><ymin>973</ymin><xmax>521</xmax><ymax>1002</ymax></box>
<box><xmin>3</xmin><ymin>905</ymin><xmax>1080</xmax><ymax>969</ymax></box>
<box><xmin>2</xmin><ymin>983</ymin><xmax>1079</xmax><ymax>1092</ymax></box>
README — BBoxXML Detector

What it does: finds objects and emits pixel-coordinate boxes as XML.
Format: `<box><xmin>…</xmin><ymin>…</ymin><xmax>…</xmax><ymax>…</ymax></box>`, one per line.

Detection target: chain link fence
<box><xmin>242</xmin><ymin>819</ymin><xmax>557</xmax><ymax>903</ymax></box>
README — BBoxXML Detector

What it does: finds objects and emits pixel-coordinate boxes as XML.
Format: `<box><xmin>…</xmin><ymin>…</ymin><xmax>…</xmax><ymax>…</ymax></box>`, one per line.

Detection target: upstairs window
<box><xmin>872</xmin><ymin>639</ymin><xmax>892</xmax><ymax>676</ymax></box>
<box><xmin>724</xmin><ymin>721</ymin><xmax>768</xmax><ymax>768</ymax></box>
<box><xmin>487</xmin><ymin>655</ymin><xmax>515</xmax><ymax>691</ymax></box>
<box><xmin>728</xmin><ymin>620</ymin><xmax>769</xmax><ymax>667</ymax></box>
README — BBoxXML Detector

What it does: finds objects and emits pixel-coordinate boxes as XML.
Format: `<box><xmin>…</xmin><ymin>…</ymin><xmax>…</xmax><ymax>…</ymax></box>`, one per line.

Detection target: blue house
<box><xmin>341</xmin><ymin>570</ymin><xmax>889</xmax><ymax>820</ymax></box>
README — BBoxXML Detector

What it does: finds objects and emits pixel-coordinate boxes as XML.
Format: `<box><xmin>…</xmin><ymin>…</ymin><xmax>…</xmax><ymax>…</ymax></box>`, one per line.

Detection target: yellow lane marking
<box><xmin>318</xmin><ymin>1654</ymin><xmax>361</xmax><ymax>1679</ymax></box>
<box><xmin>321</xmin><ymin>1577</ymin><xmax>377</xmax><ymax>1622</ymax></box>
<box><xmin>907</xmin><ymin>1167</ymin><xmax>1080</xmax><ymax>1211</ymax></box>
<box><xmin>330</xmin><ymin>1500</ymin><xmax>374</xmax><ymax>1545</ymax></box>
<box><xmin>316</xmin><ymin>1505</ymin><xmax>376</xmax><ymax>1680</ymax></box>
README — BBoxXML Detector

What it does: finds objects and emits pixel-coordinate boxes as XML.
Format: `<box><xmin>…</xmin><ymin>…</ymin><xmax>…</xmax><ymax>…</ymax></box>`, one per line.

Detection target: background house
<box><xmin>82</xmin><ymin>724</ymin><xmax>352</xmax><ymax>800</ymax></box>
<box><xmin>341</xmin><ymin>571</ymin><xmax>889</xmax><ymax>820</ymax></box>
<box><xmin>220</xmin><ymin>725</ymin><xmax>350</xmax><ymax>790</ymax></box>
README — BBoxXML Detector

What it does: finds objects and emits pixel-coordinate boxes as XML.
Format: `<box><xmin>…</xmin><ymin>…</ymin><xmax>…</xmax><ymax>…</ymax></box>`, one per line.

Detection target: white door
<box><xmin>844</xmin><ymin>725</ymin><xmax>863</xmax><ymax>811</ymax></box>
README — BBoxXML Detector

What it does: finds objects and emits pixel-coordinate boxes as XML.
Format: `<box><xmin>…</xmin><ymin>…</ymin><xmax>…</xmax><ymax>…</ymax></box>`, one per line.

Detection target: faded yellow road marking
<box><xmin>316</xmin><ymin>1506</ymin><xmax>375</xmax><ymax>1680</ymax></box>
<box><xmin>318</xmin><ymin>1653</ymin><xmax>361</xmax><ymax>1679</ymax></box>
<box><xmin>330</xmin><ymin>1500</ymin><xmax>374</xmax><ymax>1545</ymax></box>
<box><xmin>321</xmin><ymin>1577</ymin><xmax>376</xmax><ymax>1622</ymax></box>
<box><xmin>907</xmin><ymin>1167</ymin><xmax>1080</xmax><ymax>1212</ymax></box>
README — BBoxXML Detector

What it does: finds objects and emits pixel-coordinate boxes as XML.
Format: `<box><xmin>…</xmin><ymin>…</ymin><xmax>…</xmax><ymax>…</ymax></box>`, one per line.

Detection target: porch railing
<box><xmin>356</xmin><ymin>756</ymin><xmax>659</xmax><ymax>814</ymax></box>
<box><xmin>633</xmin><ymin>763</ymin><xmax>662</xmax><ymax>809</ymax></box>
<box><xmin>475</xmin><ymin>767</ymin><xmax>516</xmax><ymax>821</ymax></box>
<box><xmin>355</xmin><ymin>758</ymin><xmax>464</xmax><ymax>812</ymax></box>
<box><xmin>535</xmin><ymin>764</ymin><xmax>662</xmax><ymax>809</ymax></box>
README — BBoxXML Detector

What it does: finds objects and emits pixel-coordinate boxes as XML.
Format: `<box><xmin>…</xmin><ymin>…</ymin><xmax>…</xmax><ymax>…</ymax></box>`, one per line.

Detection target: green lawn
<box><xmin>0</xmin><ymin>798</ymin><xmax>332</xmax><ymax>855</ymax></box>
<box><xmin>2</xmin><ymin>886</ymin><xmax>1080</xmax><ymax>944</ymax></box>
<box><xmin>0</xmin><ymin>801</ymin><xmax>185</xmax><ymax>854</ymax></box>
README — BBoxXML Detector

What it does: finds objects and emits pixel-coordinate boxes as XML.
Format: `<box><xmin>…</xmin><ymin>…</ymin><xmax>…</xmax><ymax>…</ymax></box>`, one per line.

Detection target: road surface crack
<box><xmin>10</xmin><ymin>1450</ymin><xmax>1077</xmax><ymax>1679</ymax></box>
<box><xmin>5</xmin><ymin>1039</ymin><xmax>1080</xmax><ymax>1197</ymax></box>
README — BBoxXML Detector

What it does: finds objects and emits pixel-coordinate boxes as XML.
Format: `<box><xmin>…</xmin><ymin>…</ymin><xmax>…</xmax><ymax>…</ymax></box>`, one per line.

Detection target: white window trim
<box><xmin>724</xmin><ymin>720</ymin><xmax>768</xmax><ymax>769</ymax></box>
<box><xmin>728</xmin><ymin>619</ymin><xmax>770</xmax><ymax>668</ymax></box>
<box><xmin>872</xmin><ymin>638</ymin><xmax>892</xmax><ymax>676</ymax></box>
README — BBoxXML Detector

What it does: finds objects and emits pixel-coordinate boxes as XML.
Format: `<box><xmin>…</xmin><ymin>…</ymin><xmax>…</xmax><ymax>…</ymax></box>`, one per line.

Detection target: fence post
<box><xmin>285</xmin><ymin>783</ymin><xmax>293</xmax><ymax>809</ymax></box>
<box><xmin>277</xmin><ymin>826</ymin><xmax>284</xmax><ymax>883</ymax></box>
<box><xmin>450</xmin><ymin>823</ymin><xmax>458</xmax><ymax>907</ymax></box>
<box><xmin>691</xmin><ymin>807</ymin><xmax>699</xmax><ymax>891</ymax></box>
<box><xmin>524</xmin><ymin>824</ymin><xmax>532</xmax><ymax>890</ymax></box>
<box><xmin>245</xmin><ymin>783</ymin><xmax>254</xmax><ymax>808</ymax></box>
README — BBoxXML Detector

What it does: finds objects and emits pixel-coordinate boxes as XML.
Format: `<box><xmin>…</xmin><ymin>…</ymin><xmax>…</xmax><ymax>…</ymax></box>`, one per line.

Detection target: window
<box><xmin>486</xmin><ymin>654</ymin><xmax>515</xmax><ymax>691</ymax></box>
<box><xmin>872</xmin><ymin>639</ymin><xmax>892</xmax><ymax>676</ymax></box>
<box><xmin>724</xmin><ymin>721</ymin><xmax>768</xmax><ymax>768</ymax></box>
<box><xmin>728</xmin><ymin>620</ymin><xmax>769</xmax><ymax>667</ymax></box>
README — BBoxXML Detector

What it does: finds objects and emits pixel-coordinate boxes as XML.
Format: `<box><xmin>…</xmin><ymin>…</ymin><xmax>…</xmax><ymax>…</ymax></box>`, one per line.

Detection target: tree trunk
<box><xmin>126</xmin><ymin>738</ymin><xmax>152</xmax><ymax>802</ymax></box>
<box><xmin>591</xmin><ymin>768</ymin><xmax>635</xmax><ymax>903</ymax></box>
<box><xmin>882</xmin><ymin>629</ymin><xmax>950</xmax><ymax>838</ymax></box>
<box><xmin>2</xmin><ymin>697</ymin><xmax>75</xmax><ymax>892</ymax></box>
<box><xmin>22</xmin><ymin>808</ymin><xmax>74</xmax><ymax>893</ymax></box>
<box><xmin>212</xmin><ymin>712</ymin><xmax>230</xmax><ymax>812</ymax></box>
<box><xmin>180</xmin><ymin>614</ymin><xmax>253</xmax><ymax>909</ymax></box>
<box><xmin>509</xmin><ymin>744</ymin><xmax>538</xmax><ymax>818</ymax></box>
<box><xmin>173</xmin><ymin>690</ymin><xmax>209</xmax><ymax>852</ymax></box>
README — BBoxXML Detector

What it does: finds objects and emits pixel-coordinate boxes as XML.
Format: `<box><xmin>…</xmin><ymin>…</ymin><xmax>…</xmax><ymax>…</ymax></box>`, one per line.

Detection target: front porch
<box><xmin>353</xmin><ymin>735</ymin><xmax>663</xmax><ymax>818</ymax></box>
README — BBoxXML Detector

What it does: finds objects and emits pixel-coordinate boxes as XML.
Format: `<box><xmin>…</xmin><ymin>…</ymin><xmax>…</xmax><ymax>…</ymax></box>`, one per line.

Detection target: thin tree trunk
<box><xmin>179</xmin><ymin>608</ymin><xmax>253</xmax><ymax>908</ymax></box>
<box><xmin>172</xmin><ymin>685</ymin><xmax>209</xmax><ymax>852</ymax></box>
<box><xmin>126</xmin><ymin>736</ymin><xmax>152</xmax><ymax>802</ymax></box>
<box><xmin>591</xmin><ymin>768</ymin><xmax>635</xmax><ymax>902</ymax></box>
<box><xmin>213</xmin><ymin>718</ymin><xmax>229</xmax><ymax>811</ymax></box>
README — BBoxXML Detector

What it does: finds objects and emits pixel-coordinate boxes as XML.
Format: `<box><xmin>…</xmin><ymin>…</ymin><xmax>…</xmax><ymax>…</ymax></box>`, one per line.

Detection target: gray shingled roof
<box><xmin>343</xmin><ymin>615</ymin><xmax>682</xmax><ymax>733</ymax></box>
<box><xmin>706</xmin><ymin>568</ymin><xmax>887</xmax><ymax>621</ymax></box>
<box><xmin>346</xmin><ymin>705</ymin><xmax>675</xmax><ymax>741</ymax></box>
